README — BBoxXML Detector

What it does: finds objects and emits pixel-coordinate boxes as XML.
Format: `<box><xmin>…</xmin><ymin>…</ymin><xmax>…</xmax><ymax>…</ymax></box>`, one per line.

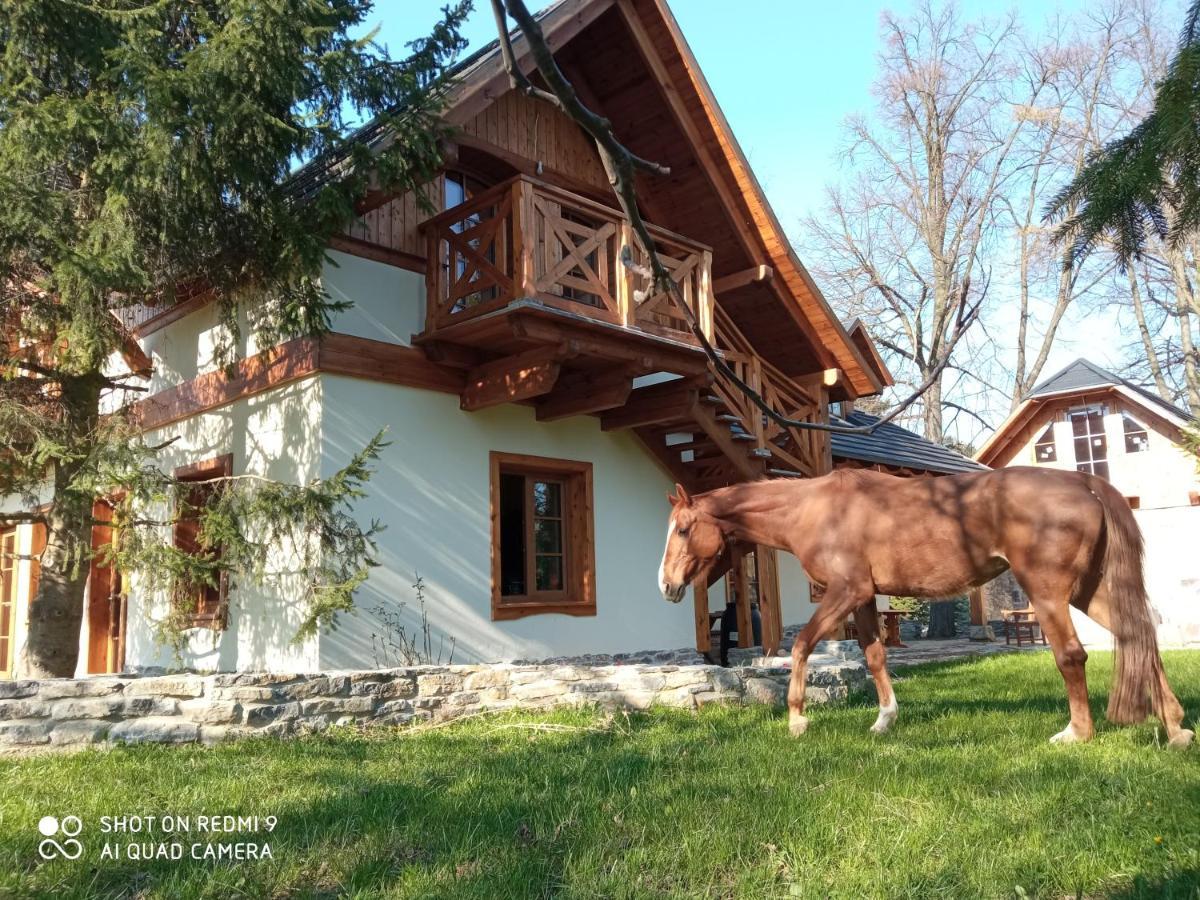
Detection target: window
<box><xmin>1033</xmin><ymin>423</ymin><xmax>1057</xmax><ymax>463</ymax></box>
<box><xmin>1123</xmin><ymin>415</ymin><xmax>1149</xmax><ymax>453</ymax></box>
<box><xmin>1069</xmin><ymin>405</ymin><xmax>1109</xmax><ymax>479</ymax></box>
<box><xmin>443</xmin><ymin>171</ymin><xmax>501</xmax><ymax>313</ymax></box>
<box><xmin>489</xmin><ymin>452</ymin><xmax>595</xmax><ymax>620</ymax></box>
<box><xmin>173</xmin><ymin>454</ymin><xmax>232</xmax><ymax>629</ymax></box>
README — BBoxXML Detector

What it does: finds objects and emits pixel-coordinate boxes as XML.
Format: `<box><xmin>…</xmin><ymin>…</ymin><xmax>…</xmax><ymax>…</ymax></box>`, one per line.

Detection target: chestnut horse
<box><xmin>658</xmin><ymin>466</ymin><xmax>1193</xmax><ymax>748</ymax></box>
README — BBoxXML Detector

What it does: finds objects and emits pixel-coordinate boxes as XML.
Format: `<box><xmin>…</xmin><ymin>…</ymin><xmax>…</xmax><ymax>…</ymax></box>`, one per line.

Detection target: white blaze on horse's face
<box><xmin>658</xmin><ymin>513</ymin><xmax>684</xmax><ymax>603</ymax></box>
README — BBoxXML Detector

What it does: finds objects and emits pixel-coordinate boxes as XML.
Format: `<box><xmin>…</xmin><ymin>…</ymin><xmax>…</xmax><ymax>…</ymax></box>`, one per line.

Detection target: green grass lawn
<box><xmin>1</xmin><ymin>651</ymin><xmax>1198</xmax><ymax>900</ymax></box>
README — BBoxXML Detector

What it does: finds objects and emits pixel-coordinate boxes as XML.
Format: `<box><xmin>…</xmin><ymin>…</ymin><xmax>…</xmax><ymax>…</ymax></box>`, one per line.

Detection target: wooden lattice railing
<box><xmin>421</xmin><ymin>174</ymin><xmax>713</xmax><ymax>343</ymax></box>
<box><xmin>712</xmin><ymin>305</ymin><xmax>831</xmax><ymax>477</ymax></box>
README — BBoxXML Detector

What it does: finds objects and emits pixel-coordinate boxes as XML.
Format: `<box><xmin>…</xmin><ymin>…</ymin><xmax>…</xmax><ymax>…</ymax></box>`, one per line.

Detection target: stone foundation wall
<box><xmin>0</xmin><ymin>659</ymin><xmax>865</xmax><ymax>753</ymax></box>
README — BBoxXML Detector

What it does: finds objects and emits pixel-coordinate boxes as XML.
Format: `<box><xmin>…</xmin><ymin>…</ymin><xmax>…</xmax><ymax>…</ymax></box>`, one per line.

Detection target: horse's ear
<box><xmin>674</xmin><ymin>483</ymin><xmax>692</xmax><ymax>507</ymax></box>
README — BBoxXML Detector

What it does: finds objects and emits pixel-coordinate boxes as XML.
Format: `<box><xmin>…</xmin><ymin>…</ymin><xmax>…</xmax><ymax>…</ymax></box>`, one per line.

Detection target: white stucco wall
<box><xmin>317</xmin><ymin>374</ymin><xmax>694</xmax><ymax>666</ymax></box>
<box><xmin>1071</xmin><ymin>505</ymin><xmax>1200</xmax><ymax>649</ymax></box>
<box><xmin>1011</xmin><ymin>405</ymin><xmax>1199</xmax><ymax>509</ymax></box>
<box><xmin>118</xmin><ymin>376</ymin><xmax>325</xmax><ymax>673</ymax></box>
<box><xmin>322</xmin><ymin>249</ymin><xmax>425</xmax><ymax>346</ymax></box>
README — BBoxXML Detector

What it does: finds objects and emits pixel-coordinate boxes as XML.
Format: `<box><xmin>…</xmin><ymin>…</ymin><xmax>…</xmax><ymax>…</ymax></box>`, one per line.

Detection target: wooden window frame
<box><xmin>173</xmin><ymin>453</ymin><xmax>233</xmax><ymax>630</ymax></box>
<box><xmin>0</xmin><ymin>527</ymin><xmax>17</xmax><ymax>678</ymax></box>
<box><xmin>489</xmin><ymin>452</ymin><xmax>595</xmax><ymax>621</ymax></box>
<box><xmin>1033</xmin><ymin>423</ymin><xmax>1057</xmax><ymax>463</ymax></box>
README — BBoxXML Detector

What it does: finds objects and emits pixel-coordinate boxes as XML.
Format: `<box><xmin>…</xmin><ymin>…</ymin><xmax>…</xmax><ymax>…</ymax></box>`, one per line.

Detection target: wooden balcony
<box><xmin>417</xmin><ymin>174</ymin><xmax>714</xmax><ymax>354</ymax></box>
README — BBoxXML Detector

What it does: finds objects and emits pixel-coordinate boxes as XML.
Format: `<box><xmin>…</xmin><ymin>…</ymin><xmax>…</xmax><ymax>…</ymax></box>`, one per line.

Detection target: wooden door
<box><xmin>86</xmin><ymin>501</ymin><xmax>126</xmax><ymax>674</ymax></box>
<box><xmin>0</xmin><ymin>528</ymin><xmax>17</xmax><ymax>678</ymax></box>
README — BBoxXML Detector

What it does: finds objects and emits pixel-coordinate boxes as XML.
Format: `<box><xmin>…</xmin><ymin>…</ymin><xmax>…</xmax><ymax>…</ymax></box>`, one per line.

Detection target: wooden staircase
<box><xmin>625</xmin><ymin>306</ymin><xmax>834</xmax><ymax>493</ymax></box>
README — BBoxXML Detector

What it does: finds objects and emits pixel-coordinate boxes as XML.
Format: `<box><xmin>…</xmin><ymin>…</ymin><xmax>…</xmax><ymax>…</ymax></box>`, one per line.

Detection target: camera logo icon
<box><xmin>37</xmin><ymin>816</ymin><xmax>83</xmax><ymax>860</ymax></box>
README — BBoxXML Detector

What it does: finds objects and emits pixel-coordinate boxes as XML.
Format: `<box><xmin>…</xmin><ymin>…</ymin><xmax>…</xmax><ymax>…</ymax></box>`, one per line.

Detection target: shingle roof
<box><xmin>1029</xmin><ymin>358</ymin><xmax>1194</xmax><ymax>422</ymax></box>
<box><xmin>829</xmin><ymin>411</ymin><xmax>988</xmax><ymax>474</ymax></box>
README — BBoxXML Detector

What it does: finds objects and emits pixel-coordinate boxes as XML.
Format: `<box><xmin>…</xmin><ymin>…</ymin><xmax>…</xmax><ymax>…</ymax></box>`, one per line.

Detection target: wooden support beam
<box><xmin>509</xmin><ymin>313</ymin><xmax>710</xmax><ymax>376</ymax></box>
<box><xmin>731</xmin><ymin>544</ymin><xmax>754</xmax><ymax>649</ymax></box>
<box><xmin>713</xmin><ymin>265</ymin><xmax>773</xmax><ymax>295</ymax></box>
<box><xmin>693</xmin><ymin>579</ymin><xmax>711</xmax><ymax>654</ymax></box>
<box><xmin>757</xmin><ymin>546</ymin><xmax>782</xmax><ymax>656</ymax></box>
<box><xmin>600</xmin><ymin>378</ymin><xmax>700</xmax><ymax>431</ymax></box>
<box><xmin>535</xmin><ymin>367</ymin><xmax>636</xmax><ymax>421</ymax></box>
<box><xmin>969</xmin><ymin>587</ymin><xmax>985</xmax><ymax>627</ymax></box>
<box><xmin>461</xmin><ymin>344</ymin><xmax>573</xmax><ymax>412</ymax></box>
<box><xmin>420</xmin><ymin>340</ymin><xmax>484</xmax><ymax>369</ymax></box>
<box><xmin>690</xmin><ymin>400</ymin><xmax>764</xmax><ymax>481</ymax></box>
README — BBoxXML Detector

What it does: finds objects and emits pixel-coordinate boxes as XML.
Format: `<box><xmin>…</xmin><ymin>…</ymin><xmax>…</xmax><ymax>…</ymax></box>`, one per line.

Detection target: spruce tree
<box><xmin>1047</xmin><ymin>0</ymin><xmax>1200</xmax><ymax>261</ymax></box>
<box><xmin>0</xmin><ymin>1</ymin><xmax>468</xmax><ymax>677</ymax></box>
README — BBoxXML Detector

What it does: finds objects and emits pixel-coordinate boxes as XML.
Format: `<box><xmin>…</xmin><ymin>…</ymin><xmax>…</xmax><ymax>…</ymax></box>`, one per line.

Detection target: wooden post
<box><xmin>969</xmin><ymin>587</ymin><xmax>985</xmax><ymax>626</ymax></box>
<box><xmin>617</xmin><ymin>220</ymin><xmax>634</xmax><ymax>327</ymax></box>
<box><xmin>425</xmin><ymin>229</ymin><xmax>440</xmax><ymax>334</ymax></box>
<box><xmin>757</xmin><ymin>546</ymin><xmax>782</xmax><ymax>656</ymax></box>
<box><xmin>732</xmin><ymin>544</ymin><xmax>753</xmax><ymax>648</ymax></box>
<box><xmin>512</xmin><ymin>178</ymin><xmax>537</xmax><ymax>299</ymax></box>
<box><xmin>693</xmin><ymin>579</ymin><xmax>710</xmax><ymax>653</ymax></box>
<box><xmin>699</xmin><ymin>249</ymin><xmax>714</xmax><ymax>341</ymax></box>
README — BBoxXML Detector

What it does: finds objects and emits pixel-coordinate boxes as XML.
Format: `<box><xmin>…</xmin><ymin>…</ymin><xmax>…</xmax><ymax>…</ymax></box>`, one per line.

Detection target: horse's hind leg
<box><xmin>853</xmin><ymin>599</ymin><xmax>898</xmax><ymax>734</ymax></box>
<box><xmin>787</xmin><ymin>584</ymin><xmax>865</xmax><ymax>738</ymax></box>
<box><xmin>1022</xmin><ymin>587</ymin><xmax>1095</xmax><ymax>743</ymax></box>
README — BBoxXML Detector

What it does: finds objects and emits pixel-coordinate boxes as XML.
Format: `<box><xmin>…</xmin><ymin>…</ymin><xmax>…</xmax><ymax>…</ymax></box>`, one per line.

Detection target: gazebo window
<box><xmin>1123</xmin><ymin>415</ymin><xmax>1149</xmax><ymax>453</ymax></box>
<box><xmin>1069</xmin><ymin>405</ymin><xmax>1109</xmax><ymax>480</ymax></box>
<box><xmin>1033</xmin><ymin>424</ymin><xmax>1057</xmax><ymax>463</ymax></box>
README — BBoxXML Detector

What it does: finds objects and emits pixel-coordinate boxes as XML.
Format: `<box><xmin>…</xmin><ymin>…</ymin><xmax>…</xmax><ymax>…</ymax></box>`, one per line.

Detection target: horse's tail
<box><xmin>1090</xmin><ymin>475</ymin><xmax>1163</xmax><ymax>724</ymax></box>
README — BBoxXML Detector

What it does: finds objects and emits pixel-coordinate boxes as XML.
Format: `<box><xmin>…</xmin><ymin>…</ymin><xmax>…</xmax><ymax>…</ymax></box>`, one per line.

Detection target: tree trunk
<box><xmin>927</xmin><ymin>599</ymin><xmax>957</xmax><ymax>638</ymax></box>
<box><xmin>15</xmin><ymin>374</ymin><xmax>102</xmax><ymax>679</ymax></box>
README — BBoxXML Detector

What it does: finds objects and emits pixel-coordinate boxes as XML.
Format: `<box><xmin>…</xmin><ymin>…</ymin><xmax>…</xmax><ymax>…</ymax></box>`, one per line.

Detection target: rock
<box><xmin>743</xmin><ymin>678</ymin><xmax>787</xmax><ymax>707</ymax></box>
<box><xmin>179</xmin><ymin>700</ymin><xmax>242</xmax><ymax>725</ymax></box>
<box><xmin>49</xmin><ymin>720</ymin><xmax>111</xmax><ymax>746</ymax></box>
<box><xmin>49</xmin><ymin>697</ymin><xmax>125</xmax><ymax>720</ymax></box>
<box><xmin>123</xmin><ymin>697</ymin><xmax>179</xmax><ymax>717</ymax></box>
<box><xmin>109</xmin><ymin>718</ymin><xmax>200</xmax><ymax>744</ymax></box>
<box><xmin>199</xmin><ymin>725</ymin><xmax>255</xmax><ymax>745</ymax></box>
<box><xmin>968</xmin><ymin>624</ymin><xmax>996</xmax><ymax>642</ymax></box>
<box><xmin>0</xmin><ymin>681</ymin><xmax>38</xmax><ymax>700</ymax></box>
<box><xmin>0</xmin><ymin>719</ymin><xmax>52</xmax><ymax>745</ymax></box>
<box><xmin>242</xmin><ymin>703</ymin><xmax>300</xmax><ymax>726</ymax></box>
<box><xmin>298</xmin><ymin>697</ymin><xmax>376</xmax><ymax>717</ymax></box>
<box><xmin>38</xmin><ymin>679</ymin><xmax>124</xmax><ymax>699</ymax></box>
<box><xmin>464</xmin><ymin>669</ymin><xmax>509</xmax><ymax>690</ymax></box>
<box><xmin>417</xmin><ymin>673</ymin><xmax>463</xmax><ymax>697</ymax></box>
<box><xmin>124</xmin><ymin>676</ymin><xmax>205</xmax><ymax>698</ymax></box>
<box><xmin>0</xmin><ymin>699</ymin><xmax>50</xmax><ymax>720</ymax></box>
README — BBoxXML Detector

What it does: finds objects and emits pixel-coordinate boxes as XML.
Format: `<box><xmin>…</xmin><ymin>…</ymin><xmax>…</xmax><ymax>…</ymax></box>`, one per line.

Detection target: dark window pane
<box><xmin>1091</xmin><ymin>434</ymin><xmax>1107</xmax><ymax>460</ymax></box>
<box><xmin>499</xmin><ymin>473</ymin><xmax>526</xmax><ymax>596</ymax></box>
<box><xmin>1071</xmin><ymin>414</ymin><xmax>1088</xmax><ymax>437</ymax></box>
<box><xmin>534</xmin><ymin>518</ymin><xmax>561</xmax><ymax>553</ymax></box>
<box><xmin>1088</xmin><ymin>410</ymin><xmax>1104</xmax><ymax>433</ymax></box>
<box><xmin>1093</xmin><ymin>460</ymin><xmax>1110</xmax><ymax>480</ymax></box>
<box><xmin>1034</xmin><ymin>424</ymin><xmax>1056</xmax><ymax>462</ymax></box>
<box><xmin>535</xmin><ymin>555</ymin><xmax>563</xmax><ymax>592</ymax></box>
<box><xmin>533</xmin><ymin>481</ymin><xmax>561</xmax><ymax>517</ymax></box>
<box><xmin>1074</xmin><ymin>437</ymin><xmax>1091</xmax><ymax>462</ymax></box>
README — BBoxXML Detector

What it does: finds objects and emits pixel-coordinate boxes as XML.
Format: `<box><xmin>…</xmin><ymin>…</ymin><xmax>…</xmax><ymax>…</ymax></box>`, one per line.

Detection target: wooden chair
<box><xmin>1001</xmin><ymin>608</ymin><xmax>1046</xmax><ymax>647</ymax></box>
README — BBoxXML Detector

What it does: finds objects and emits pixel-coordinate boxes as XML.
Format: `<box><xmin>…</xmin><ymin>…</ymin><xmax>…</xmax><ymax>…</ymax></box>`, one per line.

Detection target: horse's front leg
<box><xmin>853</xmin><ymin>599</ymin><xmax>898</xmax><ymax>734</ymax></box>
<box><xmin>787</xmin><ymin>585</ymin><xmax>864</xmax><ymax>737</ymax></box>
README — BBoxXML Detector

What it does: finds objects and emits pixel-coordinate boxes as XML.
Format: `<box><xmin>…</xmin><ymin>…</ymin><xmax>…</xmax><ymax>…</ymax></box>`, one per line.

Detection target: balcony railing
<box><xmin>420</xmin><ymin>174</ymin><xmax>713</xmax><ymax>344</ymax></box>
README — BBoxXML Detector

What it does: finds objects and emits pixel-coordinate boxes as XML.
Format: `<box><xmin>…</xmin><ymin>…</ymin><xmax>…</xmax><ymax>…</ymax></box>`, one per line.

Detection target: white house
<box><xmin>976</xmin><ymin>358</ymin><xmax>1200</xmax><ymax>648</ymax></box>
<box><xmin>1</xmin><ymin>0</ymin><xmax>981</xmax><ymax>678</ymax></box>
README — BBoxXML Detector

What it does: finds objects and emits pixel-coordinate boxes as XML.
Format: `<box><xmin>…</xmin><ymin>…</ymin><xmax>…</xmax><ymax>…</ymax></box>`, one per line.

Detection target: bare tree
<box><xmin>804</xmin><ymin>2</ymin><xmax>1034</xmax><ymax>443</ymax></box>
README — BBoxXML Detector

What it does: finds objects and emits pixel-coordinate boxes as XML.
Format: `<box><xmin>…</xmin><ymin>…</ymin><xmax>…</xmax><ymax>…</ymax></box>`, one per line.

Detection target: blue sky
<box><xmin>378</xmin><ymin>1</ymin><xmax>1090</xmax><ymax>226</ymax></box>
<box><xmin>376</xmin><ymin>1</ymin><xmax>1160</xmax><ymax>437</ymax></box>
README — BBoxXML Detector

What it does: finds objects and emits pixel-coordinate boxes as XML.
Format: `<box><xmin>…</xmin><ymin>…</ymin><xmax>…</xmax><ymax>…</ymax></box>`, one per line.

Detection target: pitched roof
<box><xmin>1030</xmin><ymin>357</ymin><xmax>1193</xmax><ymax>422</ymax></box>
<box><xmin>976</xmin><ymin>357</ymin><xmax>1195</xmax><ymax>467</ymax></box>
<box><xmin>829</xmin><ymin>411</ymin><xmax>987</xmax><ymax>475</ymax></box>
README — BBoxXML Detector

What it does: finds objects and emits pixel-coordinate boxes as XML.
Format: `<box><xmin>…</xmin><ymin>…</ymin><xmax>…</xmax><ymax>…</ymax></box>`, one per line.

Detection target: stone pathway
<box><xmin>732</xmin><ymin>635</ymin><xmax>1049</xmax><ymax>672</ymax></box>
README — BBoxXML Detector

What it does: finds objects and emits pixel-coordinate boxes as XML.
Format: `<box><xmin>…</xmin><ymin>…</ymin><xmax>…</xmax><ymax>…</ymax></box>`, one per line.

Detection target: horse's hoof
<box><xmin>789</xmin><ymin>715</ymin><xmax>809</xmax><ymax>738</ymax></box>
<box><xmin>1167</xmin><ymin>729</ymin><xmax>1194</xmax><ymax>750</ymax></box>
<box><xmin>1049</xmin><ymin>724</ymin><xmax>1091</xmax><ymax>744</ymax></box>
<box><xmin>869</xmin><ymin>720</ymin><xmax>891</xmax><ymax>735</ymax></box>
